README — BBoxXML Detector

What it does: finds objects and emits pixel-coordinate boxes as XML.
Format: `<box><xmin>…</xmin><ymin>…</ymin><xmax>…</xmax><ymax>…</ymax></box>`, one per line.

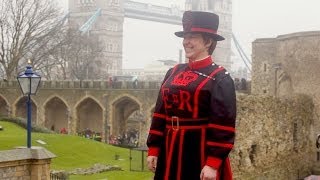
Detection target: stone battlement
<box><xmin>0</xmin><ymin>80</ymin><xmax>161</xmax><ymax>89</ymax></box>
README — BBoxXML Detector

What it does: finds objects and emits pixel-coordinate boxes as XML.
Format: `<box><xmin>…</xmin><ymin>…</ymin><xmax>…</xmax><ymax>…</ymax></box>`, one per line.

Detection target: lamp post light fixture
<box><xmin>17</xmin><ymin>61</ymin><xmax>41</xmax><ymax>148</ymax></box>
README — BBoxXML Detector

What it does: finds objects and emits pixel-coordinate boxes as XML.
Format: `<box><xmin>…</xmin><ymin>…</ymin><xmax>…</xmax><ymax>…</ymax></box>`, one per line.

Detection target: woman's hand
<box><xmin>147</xmin><ymin>156</ymin><xmax>158</xmax><ymax>173</ymax></box>
<box><xmin>200</xmin><ymin>165</ymin><xmax>217</xmax><ymax>180</ymax></box>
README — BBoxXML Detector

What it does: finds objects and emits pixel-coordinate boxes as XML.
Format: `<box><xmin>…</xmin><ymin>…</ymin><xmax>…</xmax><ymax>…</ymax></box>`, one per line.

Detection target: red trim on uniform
<box><xmin>201</xmin><ymin>127</ymin><xmax>206</xmax><ymax>167</ymax></box>
<box><xmin>191</xmin><ymin>27</ymin><xmax>217</xmax><ymax>34</ymax></box>
<box><xmin>207</xmin><ymin>141</ymin><xmax>234</xmax><ymax>149</ymax></box>
<box><xmin>162</xmin><ymin>64</ymin><xmax>179</xmax><ymax>87</ymax></box>
<box><xmin>166</xmin><ymin>129</ymin><xmax>171</xmax><ymax>160</ymax></box>
<box><xmin>208</xmin><ymin>124</ymin><xmax>235</xmax><ymax>132</ymax></box>
<box><xmin>148</xmin><ymin>147</ymin><xmax>160</xmax><ymax>156</ymax></box>
<box><xmin>164</xmin><ymin>131</ymin><xmax>178</xmax><ymax>180</ymax></box>
<box><xmin>188</xmin><ymin>56</ymin><xmax>213</xmax><ymax>70</ymax></box>
<box><xmin>193</xmin><ymin>67</ymin><xmax>224</xmax><ymax>118</ymax></box>
<box><xmin>153</xmin><ymin>113</ymin><xmax>166</xmax><ymax>119</ymax></box>
<box><xmin>206</xmin><ymin>156</ymin><xmax>222</xmax><ymax>169</ymax></box>
<box><xmin>224</xmin><ymin>158</ymin><xmax>233</xmax><ymax>180</ymax></box>
<box><xmin>166</xmin><ymin>125</ymin><xmax>207</xmax><ymax>130</ymax></box>
<box><xmin>177</xmin><ymin>130</ymin><xmax>185</xmax><ymax>180</ymax></box>
<box><xmin>149</xmin><ymin>130</ymin><xmax>164</xmax><ymax>136</ymax></box>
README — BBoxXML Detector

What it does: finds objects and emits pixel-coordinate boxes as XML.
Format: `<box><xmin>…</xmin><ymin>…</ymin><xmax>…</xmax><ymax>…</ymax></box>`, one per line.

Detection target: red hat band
<box><xmin>190</xmin><ymin>27</ymin><xmax>217</xmax><ymax>34</ymax></box>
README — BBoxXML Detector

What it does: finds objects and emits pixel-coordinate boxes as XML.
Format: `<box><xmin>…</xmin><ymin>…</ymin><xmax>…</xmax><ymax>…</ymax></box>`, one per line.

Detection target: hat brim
<box><xmin>174</xmin><ymin>31</ymin><xmax>225</xmax><ymax>41</ymax></box>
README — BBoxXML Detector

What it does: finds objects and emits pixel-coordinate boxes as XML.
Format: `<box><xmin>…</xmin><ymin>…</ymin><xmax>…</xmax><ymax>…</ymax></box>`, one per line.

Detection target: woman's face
<box><xmin>183</xmin><ymin>33</ymin><xmax>211</xmax><ymax>61</ymax></box>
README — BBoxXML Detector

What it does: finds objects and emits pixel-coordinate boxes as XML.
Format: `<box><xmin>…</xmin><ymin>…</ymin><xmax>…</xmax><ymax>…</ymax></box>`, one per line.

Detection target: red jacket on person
<box><xmin>147</xmin><ymin>56</ymin><xmax>236</xmax><ymax>180</ymax></box>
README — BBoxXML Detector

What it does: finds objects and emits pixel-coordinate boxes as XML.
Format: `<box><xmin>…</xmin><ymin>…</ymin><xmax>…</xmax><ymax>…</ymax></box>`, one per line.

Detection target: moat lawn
<box><xmin>0</xmin><ymin>121</ymin><xmax>153</xmax><ymax>180</ymax></box>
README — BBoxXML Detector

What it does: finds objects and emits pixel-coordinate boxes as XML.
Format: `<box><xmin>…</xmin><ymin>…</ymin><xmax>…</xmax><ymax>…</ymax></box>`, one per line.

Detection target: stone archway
<box><xmin>76</xmin><ymin>98</ymin><xmax>103</xmax><ymax>135</ymax></box>
<box><xmin>0</xmin><ymin>95</ymin><xmax>9</xmax><ymax>116</ymax></box>
<box><xmin>44</xmin><ymin>97</ymin><xmax>68</xmax><ymax>133</ymax></box>
<box><xmin>112</xmin><ymin>96</ymin><xmax>141</xmax><ymax>137</ymax></box>
<box><xmin>15</xmin><ymin>97</ymin><xmax>37</xmax><ymax>123</ymax></box>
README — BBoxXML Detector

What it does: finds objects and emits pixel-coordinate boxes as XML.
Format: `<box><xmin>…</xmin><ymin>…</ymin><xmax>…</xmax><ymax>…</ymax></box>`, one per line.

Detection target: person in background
<box><xmin>146</xmin><ymin>11</ymin><xmax>236</xmax><ymax>180</ymax></box>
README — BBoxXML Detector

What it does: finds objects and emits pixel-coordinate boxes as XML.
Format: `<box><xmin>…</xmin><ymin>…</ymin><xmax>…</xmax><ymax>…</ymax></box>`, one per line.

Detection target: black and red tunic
<box><xmin>147</xmin><ymin>56</ymin><xmax>236</xmax><ymax>180</ymax></box>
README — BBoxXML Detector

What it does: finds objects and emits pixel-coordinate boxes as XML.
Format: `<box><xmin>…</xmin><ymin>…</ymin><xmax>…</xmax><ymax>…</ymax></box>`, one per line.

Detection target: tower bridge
<box><xmin>0</xmin><ymin>80</ymin><xmax>160</xmax><ymax>144</ymax></box>
<box><xmin>68</xmin><ymin>0</ymin><xmax>232</xmax><ymax>77</ymax></box>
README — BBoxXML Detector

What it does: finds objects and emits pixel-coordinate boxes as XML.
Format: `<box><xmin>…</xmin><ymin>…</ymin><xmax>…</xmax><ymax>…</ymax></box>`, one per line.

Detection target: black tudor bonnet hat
<box><xmin>174</xmin><ymin>11</ymin><xmax>225</xmax><ymax>41</ymax></box>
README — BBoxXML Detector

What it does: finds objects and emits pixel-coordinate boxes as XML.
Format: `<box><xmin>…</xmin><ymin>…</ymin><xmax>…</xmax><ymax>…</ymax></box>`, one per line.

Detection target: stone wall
<box><xmin>232</xmin><ymin>94</ymin><xmax>315</xmax><ymax>179</ymax></box>
<box><xmin>251</xmin><ymin>31</ymin><xmax>320</xmax><ymax>157</ymax></box>
<box><xmin>0</xmin><ymin>147</ymin><xmax>56</xmax><ymax>180</ymax></box>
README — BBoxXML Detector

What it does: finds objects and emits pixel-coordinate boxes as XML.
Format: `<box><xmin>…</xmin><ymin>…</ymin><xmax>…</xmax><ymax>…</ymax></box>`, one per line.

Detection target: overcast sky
<box><xmin>57</xmin><ymin>0</ymin><xmax>320</xmax><ymax>69</ymax></box>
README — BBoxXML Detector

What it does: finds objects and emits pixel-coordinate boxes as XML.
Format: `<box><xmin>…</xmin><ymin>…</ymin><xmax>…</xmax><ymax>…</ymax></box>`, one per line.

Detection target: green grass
<box><xmin>0</xmin><ymin>121</ymin><xmax>153</xmax><ymax>180</ymax></box>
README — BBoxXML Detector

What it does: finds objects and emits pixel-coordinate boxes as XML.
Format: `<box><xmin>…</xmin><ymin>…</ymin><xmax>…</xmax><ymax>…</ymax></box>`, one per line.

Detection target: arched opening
<box><xmin>278</xmin><ymin>72</ymin><xmax>293</xmax><ymax>97</ymax></box>
<box><xmin>15</xmin><ymin>97</ymin><xmax>37</xmax><ymax>124</ymax></box>
<box><xmin>112</xmin><ymin>96</ymin><xmax>140</xmax><ymax>146</ymax></box>
<box><xmin>44</xmin><ymin>97</ymin><xmax>68</xmax><ymax>133</ymax></box>
<box><xmin>0</xmin><ymin>95</ymin><xmax>9</xmax><ymax>116</ymax></box>
<box><xmin>76</xmin><ymin>98</ymin><xmax>103</xmax><ymax>137</ymax></box>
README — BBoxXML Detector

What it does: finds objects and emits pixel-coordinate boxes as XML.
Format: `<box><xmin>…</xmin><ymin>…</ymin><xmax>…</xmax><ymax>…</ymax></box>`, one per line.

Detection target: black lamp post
<box><xmin>17</xmin><ymin>62</ymin><xmax>41</xmax><ymax>148</ymax></box>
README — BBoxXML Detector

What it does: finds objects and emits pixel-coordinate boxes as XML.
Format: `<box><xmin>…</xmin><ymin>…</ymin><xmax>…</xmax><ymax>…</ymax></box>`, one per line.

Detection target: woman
<box><xmin>147</xmin><ymin>11</ymin><xmax>236</xmax><ymax>180</ymax></box>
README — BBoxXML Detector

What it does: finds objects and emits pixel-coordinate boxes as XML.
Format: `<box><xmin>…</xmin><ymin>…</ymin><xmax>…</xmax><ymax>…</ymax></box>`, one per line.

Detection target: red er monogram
<box><xmin>162</xmin><ymin>71</ymin><xmax>199</xmax><ymax>112</ymax></box>
<box><xmin>162</xmin><ymin>88</ymin><xmax>193</xmax><ymax>112</ymax></box>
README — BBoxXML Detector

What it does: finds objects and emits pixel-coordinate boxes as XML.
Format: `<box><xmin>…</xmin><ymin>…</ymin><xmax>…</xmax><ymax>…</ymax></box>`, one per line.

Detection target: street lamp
<box><xmin>17</xmin><ymin>61</ymin><xmax>41</xmax><ymax>148</ymax></box>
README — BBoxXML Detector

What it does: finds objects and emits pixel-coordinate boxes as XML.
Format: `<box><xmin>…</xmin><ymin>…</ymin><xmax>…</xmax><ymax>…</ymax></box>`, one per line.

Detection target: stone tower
<box><xmin>185</xmin><ymin>0</ymin><xmax>233</xmax><ymax>71</ymax></box>
<box><xmin>68</xmin><ymin>0</ymin><xmax>124</xmax><ymax>78</ymax></box>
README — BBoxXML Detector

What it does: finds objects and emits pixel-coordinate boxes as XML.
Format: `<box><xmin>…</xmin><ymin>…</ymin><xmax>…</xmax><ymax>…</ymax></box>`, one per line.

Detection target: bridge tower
<box><xmin>68</xmin><ymin>0</ymin><xmax>124</xmax><ymax>78</ymax></box>
<box><xmin>185</xmin><ymin>0</ymin><xmax>233</xmax><ymax>71</ymax></box>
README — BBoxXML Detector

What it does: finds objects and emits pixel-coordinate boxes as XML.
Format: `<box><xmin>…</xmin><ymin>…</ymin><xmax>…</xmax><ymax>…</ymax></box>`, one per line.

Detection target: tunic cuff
<box><xmin>148</xmin><ymin>147</ymin><xmax>160</xmax><ymax>156</ymax></box>
<box><xmin>206</xmin><ymin>156</ymin><xmax>222</xmax><ymax>169</ymax></box>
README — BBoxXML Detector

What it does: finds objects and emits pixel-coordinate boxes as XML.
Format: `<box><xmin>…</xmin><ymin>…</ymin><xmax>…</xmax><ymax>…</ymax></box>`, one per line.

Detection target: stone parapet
<box><xmin>0</xmin><ymin>80</ymin><xmax>161</xmax><ymax>90</ymax></box>
<box><xmin>0</xmin><ymin>147</ymin><xmax>56</xmax><ymax>180</ymax></box>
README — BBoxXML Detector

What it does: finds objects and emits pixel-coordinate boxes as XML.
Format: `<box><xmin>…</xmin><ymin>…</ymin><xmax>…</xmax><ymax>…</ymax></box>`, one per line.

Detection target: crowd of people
<box><xmin>109</xmin><ymin>129</ymin><xmax>139</xmax><ymax>147</ymax></box>
<box><xmin>108</xmin><ymin>76</ymin><xmax>139</xmax><ymax>89</ymax></box>
<box><xmin>74</xmin><ymin>127</ymin><xmax>140</xmax><ymax>147</ymax></box>
<box><xmin>78</xmin><ymin>128</ymin><xmax>102</xmax><ymax>141</ymax></box>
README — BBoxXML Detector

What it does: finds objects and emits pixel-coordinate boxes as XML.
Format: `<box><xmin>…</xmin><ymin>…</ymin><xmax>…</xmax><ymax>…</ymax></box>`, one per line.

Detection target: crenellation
<box><xmin>0</xmin><ymin>80</ymin><xmax>164</xmax><ymax>90</ymax></box>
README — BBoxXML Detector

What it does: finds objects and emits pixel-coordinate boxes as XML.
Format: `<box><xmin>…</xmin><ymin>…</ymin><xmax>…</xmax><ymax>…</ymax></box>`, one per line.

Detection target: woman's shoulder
<box><xmin>210</xmin><ymin>64</ymin><xmax>234</xmax><ymax>83</ymax></box>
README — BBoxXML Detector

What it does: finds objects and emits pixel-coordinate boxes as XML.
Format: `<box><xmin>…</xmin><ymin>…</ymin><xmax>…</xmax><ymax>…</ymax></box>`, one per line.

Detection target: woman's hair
<box><xmin>202</xmin><ymin>33</ymin><xmax>217</xmax><ymax>55</ymax></box>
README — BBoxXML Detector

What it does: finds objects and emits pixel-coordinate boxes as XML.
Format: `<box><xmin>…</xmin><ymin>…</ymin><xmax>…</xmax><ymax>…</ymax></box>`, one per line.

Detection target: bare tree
<box><xmin>69</xmin><ymin>32</ymin><xmax>105</xmax><ymax>80</ymax></box>
<box><xmin>49</xmin><ymin>28</ymin><xmax>105</xmax><ymax>81</ymax></box>
<box><xmin>0</xmin><ymin>0</ymin><xmax>64</xmax><ymax>80</ymax></box>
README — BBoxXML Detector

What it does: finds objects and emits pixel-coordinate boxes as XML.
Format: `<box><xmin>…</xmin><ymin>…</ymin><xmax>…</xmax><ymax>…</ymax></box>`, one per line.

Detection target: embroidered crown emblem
<box><xmin>172</xmin><ymin>71</ymin><xmax>198</xmax><ymax>86</ymax></box>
